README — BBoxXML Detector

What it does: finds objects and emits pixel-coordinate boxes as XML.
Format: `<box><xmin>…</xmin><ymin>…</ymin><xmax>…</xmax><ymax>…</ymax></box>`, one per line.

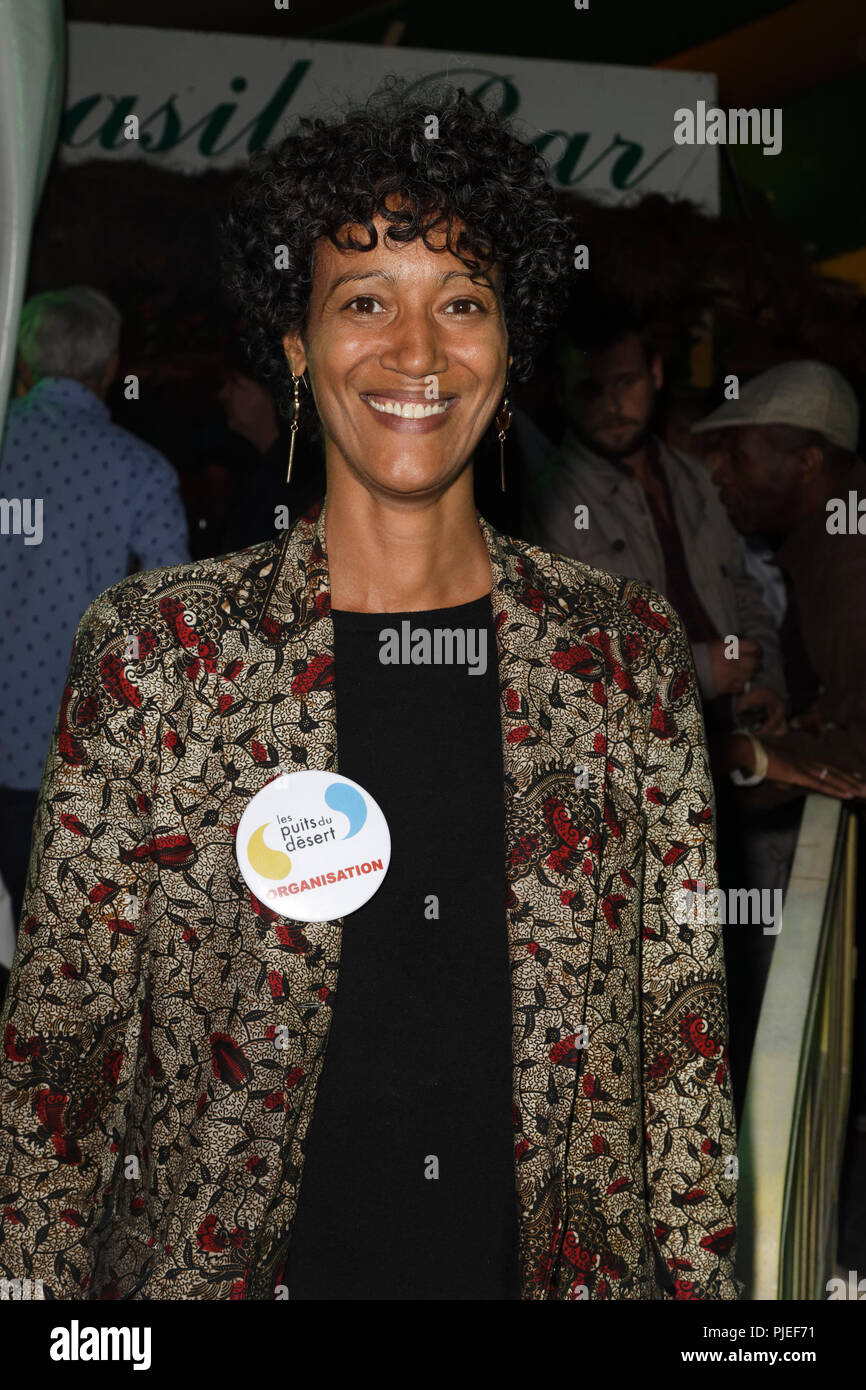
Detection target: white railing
<box><xmin>736</xmin><ymin>796</ymin><xmax>858</xmax><ymax>1299</ymax></box>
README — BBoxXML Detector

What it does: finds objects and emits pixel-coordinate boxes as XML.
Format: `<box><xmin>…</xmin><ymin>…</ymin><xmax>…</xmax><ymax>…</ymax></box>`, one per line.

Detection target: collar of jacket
<box><xmin>168</xmin><ymin>499</ymin><xmax>648</xmax><ymax>1300</ymax></box>
<box><xmin>560</xmin><ymin>426</ymin><xmax>638</xmax><ymax>490</ymax></box>
<box><xmin>236</xmin><ymin>493</ymin><xmax>552</xmax><ymax>638</ymax></box>
<box><xmin>560</xmin><ymin>428</ymin><xmax>709</xmax><ymax>517</ymax></box>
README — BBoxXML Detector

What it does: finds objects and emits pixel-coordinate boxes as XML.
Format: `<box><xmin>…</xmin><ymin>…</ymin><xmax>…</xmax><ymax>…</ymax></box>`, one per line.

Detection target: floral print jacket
<box><xmin>0</xmin><ymin>499</ymin><xmax>741</xmax><ymax>1300</ymax></box>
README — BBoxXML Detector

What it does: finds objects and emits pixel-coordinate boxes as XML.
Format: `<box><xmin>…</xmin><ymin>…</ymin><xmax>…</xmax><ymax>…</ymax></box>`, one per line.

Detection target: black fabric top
<box><xmin>283</xmin><ymin>594</ymin><xmax>522</xmax><ymax>1300</ymax></box>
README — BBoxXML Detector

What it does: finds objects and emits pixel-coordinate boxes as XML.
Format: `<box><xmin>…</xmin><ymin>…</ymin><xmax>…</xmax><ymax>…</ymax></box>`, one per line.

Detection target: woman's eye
<box><xmin>445</xmin><ymin>299</ymin><xmax>482</xmax><ymax>315</ymax></box>
<box><xmin>347</xmin><ymin>296</ymin><xmax>383</xmax><ymax>314</ymax></box>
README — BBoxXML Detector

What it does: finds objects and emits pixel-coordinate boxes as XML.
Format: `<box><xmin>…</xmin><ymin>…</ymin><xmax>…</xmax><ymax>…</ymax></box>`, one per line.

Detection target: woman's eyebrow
<box><xmin>323</xmin><ymin>269</ymin><xmax>394</xmax><ymax>301</ymax></box>
<box><xmin>323</xmin><ymin>267</ymin><xmax>498</xmax><ymax>301</ymax></box>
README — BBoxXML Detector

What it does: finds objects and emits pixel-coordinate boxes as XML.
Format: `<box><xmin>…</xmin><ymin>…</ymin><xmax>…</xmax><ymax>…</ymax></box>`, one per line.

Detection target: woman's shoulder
<box><xmin>77</xmin><ymin>538</ymin><xmax>283</xmax><ymax>629</ymax></box>
<box><xmin>504</xmin><ymin>529</ymin><xmax>687</xmax><ymax>638</ymax></box>
<box><xmin>61</xmin><ymin>538</ymin><xmax>285</xmax><ymax>694</ymax></box>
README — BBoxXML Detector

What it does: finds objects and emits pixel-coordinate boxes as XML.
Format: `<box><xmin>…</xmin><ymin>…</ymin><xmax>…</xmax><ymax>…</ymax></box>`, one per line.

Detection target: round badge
<box><xmin>235</xmin><ymin>770</ymin><xmax>391</xmax><ymax>921</ymax></box>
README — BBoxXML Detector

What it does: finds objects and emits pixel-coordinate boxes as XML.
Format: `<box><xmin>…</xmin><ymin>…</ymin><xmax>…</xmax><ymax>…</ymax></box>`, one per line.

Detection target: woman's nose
<box><xmin>378</xmin><ymin>310</ymin><xmax>448</xmax><ymax>379</ymax></box>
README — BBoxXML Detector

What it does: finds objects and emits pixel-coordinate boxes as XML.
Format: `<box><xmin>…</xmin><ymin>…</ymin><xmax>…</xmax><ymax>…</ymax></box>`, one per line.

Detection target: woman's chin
<box><xmin>350</xmin><ymin>455</ymin><xmax>463</xmax><ymax>499</ymax></box>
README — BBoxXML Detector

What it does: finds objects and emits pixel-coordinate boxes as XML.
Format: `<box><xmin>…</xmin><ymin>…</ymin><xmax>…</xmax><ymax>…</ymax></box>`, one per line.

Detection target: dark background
<box><xmin>27</xmin><ymin>1</ymin><xmax>866</xmax><ymax>551</ymax></box>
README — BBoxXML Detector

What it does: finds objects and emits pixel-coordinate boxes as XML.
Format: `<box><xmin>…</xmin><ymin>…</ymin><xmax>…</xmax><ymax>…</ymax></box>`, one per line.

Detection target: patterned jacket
<box><xmin>0</xmin><ymin>500</ymin><xmax>741</xmax><ymax>1300</ymax></box>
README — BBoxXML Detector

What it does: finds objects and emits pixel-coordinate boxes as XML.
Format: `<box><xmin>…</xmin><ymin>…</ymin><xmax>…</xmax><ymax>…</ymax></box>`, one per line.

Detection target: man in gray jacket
<box><xmin>524</xmin><ymin>315</ymin><xmax>786</xmax><ymax>733</ymax></box>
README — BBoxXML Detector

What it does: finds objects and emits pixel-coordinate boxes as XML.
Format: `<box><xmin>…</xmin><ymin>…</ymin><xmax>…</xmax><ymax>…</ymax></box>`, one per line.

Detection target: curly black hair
<box><xmin>220</xmin><ymin>76</ymin><xmax>575</xmax><ymax>422</ymax></box>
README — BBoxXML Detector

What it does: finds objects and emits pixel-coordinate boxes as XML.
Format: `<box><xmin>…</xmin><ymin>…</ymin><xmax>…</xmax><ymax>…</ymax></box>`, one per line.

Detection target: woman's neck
<box><xmin>323</xmin><ymin>469</ymin><xmax>493</xmax><ymax>613</ymax></box>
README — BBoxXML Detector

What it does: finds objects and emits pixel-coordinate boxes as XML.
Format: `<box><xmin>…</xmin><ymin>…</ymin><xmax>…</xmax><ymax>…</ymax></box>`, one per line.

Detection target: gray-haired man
<box><xmin>0</xmin><ymin>286</ymin><xmax>190</xmax><ymax>946</ymax></box>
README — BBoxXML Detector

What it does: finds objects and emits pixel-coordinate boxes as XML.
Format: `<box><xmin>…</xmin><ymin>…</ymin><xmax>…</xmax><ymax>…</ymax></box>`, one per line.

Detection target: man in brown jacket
<box><xmin>693</xmin><ymin>360</ymin><xmax>866</xmax><ymax>801</ymax></box>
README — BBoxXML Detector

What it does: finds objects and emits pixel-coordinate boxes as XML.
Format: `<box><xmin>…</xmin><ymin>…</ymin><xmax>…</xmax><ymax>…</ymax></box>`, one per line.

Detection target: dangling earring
<box><xmin>495</xmin><ymin>382</ymin><xmax>512</xmax><ymax>493</ymax></box>
<box><xmin>286</xmin><ymin>372</ymin><xmax>302</xmax><ymax>485</ymax></box>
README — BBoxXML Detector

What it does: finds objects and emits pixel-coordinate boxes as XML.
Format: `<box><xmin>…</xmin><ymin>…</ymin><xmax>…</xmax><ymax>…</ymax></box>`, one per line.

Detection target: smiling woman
<box><xmin>220</xmin><ymin>78</ymin><xmax>570</xmax><ymax>414</ymax></box>
<box><xmin>219</xmin><ymin>77</ymin><xmax>573</xmax><ymax>609</ymax></box>
<box><xmin>0</xmin><ymin>77</ymin><xmax>741</xmax><ymax>1303</ymax></box>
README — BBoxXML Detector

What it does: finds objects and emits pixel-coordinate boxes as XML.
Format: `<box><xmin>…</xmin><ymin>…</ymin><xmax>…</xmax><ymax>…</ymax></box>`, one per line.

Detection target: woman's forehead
<box><xmin>310</xmin><ymin>219</ymin><xmax>501</xmax><ymax>290</ymax></box>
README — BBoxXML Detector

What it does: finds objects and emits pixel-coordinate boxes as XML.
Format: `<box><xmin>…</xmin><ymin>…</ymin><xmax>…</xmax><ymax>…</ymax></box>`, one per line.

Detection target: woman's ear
<box><xmin>281</xmin><ymin>331</ymin><xmax>307</xmax><ymax>378</ymax></box>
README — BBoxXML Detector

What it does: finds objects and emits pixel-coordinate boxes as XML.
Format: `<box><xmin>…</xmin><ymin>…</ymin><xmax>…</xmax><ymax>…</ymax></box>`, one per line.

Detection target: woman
<box><xmin>0</xmin><ymin>81</ymin><xmax>741</xmax><ymax>1300</ymax></box>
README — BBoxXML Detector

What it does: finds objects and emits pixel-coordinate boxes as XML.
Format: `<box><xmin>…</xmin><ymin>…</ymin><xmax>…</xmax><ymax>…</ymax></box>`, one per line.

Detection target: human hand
<box><xmin>708</xmin><ymin>637</ymin><xmax>761</xmax><ymax>695</ymax></box>
<box><xmin>728</xmin><ymin>733</ymin><xmax>866</xmax><ymax>800</ymax></box>
<box><xmin>764</xmin><ymin>746</ymin><xmax>866</xmax><ymax>799</ymax></box>
<box><xmin>732</xmin><ymin>685</ymin><xmax>787</xmax><ymax>735</ymax></box>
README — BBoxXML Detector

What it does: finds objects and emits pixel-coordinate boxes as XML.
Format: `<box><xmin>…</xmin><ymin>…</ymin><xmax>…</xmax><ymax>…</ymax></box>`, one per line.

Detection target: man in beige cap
<box><xmin>693</xmin><ymin>359</ymin><xmax>866</xmax><ymax>800</ymax></box>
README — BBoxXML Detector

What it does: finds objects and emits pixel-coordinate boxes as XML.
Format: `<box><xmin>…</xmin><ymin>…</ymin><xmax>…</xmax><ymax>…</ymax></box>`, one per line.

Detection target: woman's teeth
<box><xmin>365</xmin><ymin>397</ymin><xmax>450</xmax><ymax>418</ymax></box>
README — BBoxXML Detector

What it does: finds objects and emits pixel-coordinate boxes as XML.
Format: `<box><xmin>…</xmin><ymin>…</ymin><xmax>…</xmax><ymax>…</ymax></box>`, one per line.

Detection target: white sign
<box><xmin>236</xmin><ymin>770</ymin><xmax>391</xmax><ymax>921</ymax></box>
<box><xmin>62</xmin><ymin>23</ymin><xmax>718</xmax><ymax>209</ymax></box>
